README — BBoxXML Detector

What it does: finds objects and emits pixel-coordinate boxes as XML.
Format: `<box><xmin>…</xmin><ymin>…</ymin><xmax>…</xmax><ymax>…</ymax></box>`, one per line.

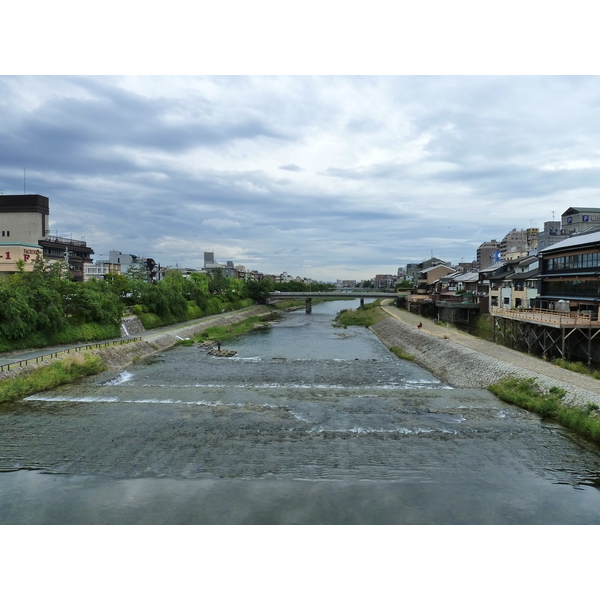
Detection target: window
<box><xmin>546</xmin><ymin>251</ymin><xmax>600</xmax><ymax>271</ymax></box>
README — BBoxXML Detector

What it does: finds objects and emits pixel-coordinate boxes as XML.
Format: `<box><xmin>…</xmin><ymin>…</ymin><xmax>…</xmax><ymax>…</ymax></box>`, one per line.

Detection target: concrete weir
<box><xmin>370</xmin><ymin>316</ymin><xmax>600</xmax><ymax>408</ymax></box>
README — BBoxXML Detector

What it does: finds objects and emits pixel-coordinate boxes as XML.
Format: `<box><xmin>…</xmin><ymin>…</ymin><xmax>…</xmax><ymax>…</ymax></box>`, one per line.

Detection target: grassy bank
<box><xmin>488</xmin><ymin>377</ymin><xmax>600</xmax><ymax>445</ymax></box>
<box><xmin>0</xmin><ymin>353</ymin><xmax>106</xmax><ymax>403</ymax></box>
<box><xmin>177</xmin><ymin>313</ymin><xmax>275</xmax><ymax>346</ymax></box>
<box><xmin>334</xmin><ymin>300</ymin><xmax>387</xmax><ymax>328</ymax></box>
<box><xmin>551</xmin><ymin>358</ymin><xmax>600</xmax><ymax>380</ymax></box>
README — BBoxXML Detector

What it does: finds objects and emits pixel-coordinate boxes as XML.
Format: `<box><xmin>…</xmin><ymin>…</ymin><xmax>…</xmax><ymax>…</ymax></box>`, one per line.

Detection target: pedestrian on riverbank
<box><xmin>418</xmin><ymin>322</ymin><xmax>423</xmax><ymax>329</ymax></box>
<box><xmin>217</xmin><ymin>340</ymin><xmax>222</xmax><ymax>351</ymax></box>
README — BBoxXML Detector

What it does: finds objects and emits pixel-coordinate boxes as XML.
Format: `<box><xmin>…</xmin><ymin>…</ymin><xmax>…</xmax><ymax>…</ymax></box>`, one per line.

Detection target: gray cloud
<box><xmin>1</xmin><ymin>75</ymin><xmax>599</xmax><ymax>280</ymax></box>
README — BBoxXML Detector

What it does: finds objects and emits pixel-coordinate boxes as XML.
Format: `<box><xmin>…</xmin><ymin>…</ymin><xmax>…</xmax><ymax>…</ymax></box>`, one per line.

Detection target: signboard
<box><xmin>0</xmin><ymin>244</ymin><xmax>42</xmax><ymax>273</ymax></box>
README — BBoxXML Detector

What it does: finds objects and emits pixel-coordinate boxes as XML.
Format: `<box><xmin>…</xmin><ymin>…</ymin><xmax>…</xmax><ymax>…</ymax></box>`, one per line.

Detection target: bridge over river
<box><xmin>267</xmin><ymin>291</ymin><xmax>400</xmax><ymax>312</ymax></box>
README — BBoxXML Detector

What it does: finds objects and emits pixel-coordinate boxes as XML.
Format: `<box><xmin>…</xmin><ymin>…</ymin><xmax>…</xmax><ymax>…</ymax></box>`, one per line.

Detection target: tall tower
<box><xmin>204</xmin><ymin>251</ymin><xmax>215</xmax><ymax>267</ymax></box>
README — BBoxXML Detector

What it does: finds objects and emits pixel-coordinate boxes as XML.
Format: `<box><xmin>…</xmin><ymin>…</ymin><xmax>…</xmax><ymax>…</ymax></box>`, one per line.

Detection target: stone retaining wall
<box><xmin>121</xmin><ymin>316</ymin><xmax>146</xmax><ymax>336</ymax></box>
<box><xmin>370</xmin><ymin>317</ymin><xmax>600</xmax><ymax>408</ymax></box>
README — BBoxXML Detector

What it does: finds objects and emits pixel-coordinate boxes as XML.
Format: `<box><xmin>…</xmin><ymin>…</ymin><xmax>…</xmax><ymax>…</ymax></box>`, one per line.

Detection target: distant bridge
<box><xmin>267</xmin><ymin>291</ymin><xmax>400</xmax><ymax>313</ymax></box>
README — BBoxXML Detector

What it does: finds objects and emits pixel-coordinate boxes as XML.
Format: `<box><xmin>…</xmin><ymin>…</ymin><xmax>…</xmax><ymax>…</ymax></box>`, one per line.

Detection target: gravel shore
<box><xmin>372</xmin><ymin>304</ymin><xmax>600</xmax><ymax>409</ymax></box>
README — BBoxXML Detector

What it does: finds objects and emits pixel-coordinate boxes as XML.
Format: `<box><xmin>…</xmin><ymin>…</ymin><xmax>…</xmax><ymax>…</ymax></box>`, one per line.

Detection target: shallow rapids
<box><xmin>2</xmin><ymin>299</ymin><xmax>600</xmax><ymax>524</ymax></box>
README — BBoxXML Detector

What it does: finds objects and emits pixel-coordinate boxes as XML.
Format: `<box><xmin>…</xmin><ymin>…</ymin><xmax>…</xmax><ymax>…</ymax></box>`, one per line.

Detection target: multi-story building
<box><xmin>500</xmin><ymin>256</ymin><xmax>540</xmax><ymax>309</ymax></box>
<box><xmin>42</xmin><ymin>235</ymin><xmax>94</xmax><ymax>281</ymax></box>
<box><xmin>536</xmin><ymin>220</ymin><xmax>570</xmax><ymax>251</ymax></box>
<box><xmin>500</xmin><ymin>229</ymin><xmax>532</xmax><ymax>261</ymax></box>
<box><xmin>561</xmin><ymin>207</ymin><xmax>600</xmax><ymax>236</ymax></box>
<box><xmin>415</xmin><ymin>264</ymin><xmax>456</xmax><ymax>294</ymax></box>
<box><xmin>0</xmin><ymin>194</ymin><xmax>93</xmax><ymax>279</ymax></box>
<box><xmin>406</xmin><ymin>257</ymin><xmax>449</xmax><ymax>283</ymax></box>
<box><xmin>84</xmin><ymin>262</ymin><xmax>106</xmax><ymax>281</ymax></box>
<box><xmin>536</xmin><ymin>229</ymin><xmax>600</xmax><ymax>317</ymax></box>
<box><xmin>337</xmin><ymin>280</ymin><xmax>357</xmax><ymax>288</ymax></box>
<box><xmin>102</xmin><ymin>250</ymin><xmax>159</xmax><ymax>282</ymax></box>
<box><xmin>374</xmin><ymin>274</ymin><xmax>397</xmax><ymax>289</ymax></box>
<box><xmin>477</xmin><ymin>240</ymin><xmax>501</xmax><ymax>270</ymax></box>
<box><xmin>203</xmin><ymin>252</ymin><xmax>250</xmax><ymax>280</ymax></box>
<box><xmin>479</xmin><ymin>261</ymin><xmax>519</xmax><ymax>309</ymax></box>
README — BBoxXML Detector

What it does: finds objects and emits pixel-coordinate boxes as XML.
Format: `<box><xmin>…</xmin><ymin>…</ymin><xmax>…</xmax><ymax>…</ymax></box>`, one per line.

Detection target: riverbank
<box><xmin>0</xmin><ymin>305</ymin><xmax>274</xmax><ymax>390</ymax></box>
<box><xmin>88</xmin><ymin>305</ymin><xmax>274</xmax><ymax>369</ymax></box>
<box><xmin>373</xmin><ymin>303</ymin><xmax>600</xmax><ymax>409</ymax></box>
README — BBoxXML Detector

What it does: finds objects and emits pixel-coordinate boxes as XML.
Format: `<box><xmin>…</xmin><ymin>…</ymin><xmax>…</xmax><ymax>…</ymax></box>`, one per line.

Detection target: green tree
<box><xmin>141</xmin><ymin>272</ymin><xmax>187</xmax><ymax>319</ymax></box>
<box><xmin>245</xmin><ymin>278</ymin><xmax>273</xmax><ymax>303</ymax></box>
<box><xmin>123</xmin><ymin>264</ymin><xmax>150</xmax><ymax>304</ymax></box>
<box><xmin>208</xmin><ymin>268</ymin><xmax>227</xmax><ymax>295</ymax></box>
<box><xmin>63</xmin><ymin>279</ymin><xmax>122</xmax><ymax>326</ymax></box>
<box><xmin>0</xmin><ymin>285</ymin><xmax>37</xmax><ymax>339</ymax></box>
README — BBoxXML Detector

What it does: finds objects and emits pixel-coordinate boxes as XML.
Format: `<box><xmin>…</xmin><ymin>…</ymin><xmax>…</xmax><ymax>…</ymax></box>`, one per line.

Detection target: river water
<box><xmin>2</xmin><ymin>299</ymin><xmax>600</xmax><ymax>524</ymax></box>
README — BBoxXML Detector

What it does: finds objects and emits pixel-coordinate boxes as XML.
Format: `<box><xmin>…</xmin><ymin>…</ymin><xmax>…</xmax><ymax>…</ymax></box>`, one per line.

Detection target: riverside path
<box><xmin>378</xmin><ymin>300</ymin><xmax>600</xmax><ymax>404</ymax></box>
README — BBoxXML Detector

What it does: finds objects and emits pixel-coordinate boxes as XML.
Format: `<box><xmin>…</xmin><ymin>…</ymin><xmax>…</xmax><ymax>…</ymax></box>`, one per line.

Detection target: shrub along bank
<box><xmin>488</xmin><ymin>377</ymin><xmax>600</xmax><ymax>445</ymax></box>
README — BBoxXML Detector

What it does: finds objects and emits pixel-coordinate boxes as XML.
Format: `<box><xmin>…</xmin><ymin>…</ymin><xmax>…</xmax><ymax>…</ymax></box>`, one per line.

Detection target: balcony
<box><xmin>491</xmin><ymin>306</ymin><xmax>599</xmax><ymax>327</ymax></box>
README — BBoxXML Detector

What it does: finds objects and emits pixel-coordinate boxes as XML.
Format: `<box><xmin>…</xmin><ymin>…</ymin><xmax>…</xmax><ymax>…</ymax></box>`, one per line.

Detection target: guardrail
<box><xmin>0</xmin><ymin>337</ymin><xmax>142</xmax><ymax>372</ymax></box>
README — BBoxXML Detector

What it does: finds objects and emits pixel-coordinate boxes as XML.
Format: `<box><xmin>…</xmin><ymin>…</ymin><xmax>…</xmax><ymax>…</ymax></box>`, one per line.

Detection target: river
<box><xmin>1</xmin><ymin>299</ymin><xmax>600</xmax><ymax>524</ymax></box>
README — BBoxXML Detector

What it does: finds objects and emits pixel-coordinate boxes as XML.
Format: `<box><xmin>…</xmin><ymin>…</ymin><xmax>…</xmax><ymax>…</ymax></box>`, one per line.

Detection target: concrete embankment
<box><xmin>370</xmin><ymin>315</ymin><xmax>600</xmax><ymax>409</ymax></box>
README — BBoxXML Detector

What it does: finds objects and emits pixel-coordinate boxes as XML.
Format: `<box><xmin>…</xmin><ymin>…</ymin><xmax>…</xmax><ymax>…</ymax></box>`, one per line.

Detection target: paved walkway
<box><xmin>380</xmin><ymin>302</ymin><xmax>600</xmax><ymax>397</ymax></box>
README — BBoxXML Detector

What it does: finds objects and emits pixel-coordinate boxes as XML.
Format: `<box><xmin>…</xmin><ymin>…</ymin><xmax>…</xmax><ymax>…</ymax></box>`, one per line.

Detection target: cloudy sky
<box><xmin>2</xmin><ymin>8</ymin><xmax>599</xmax><ymax>281</ymax></box>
